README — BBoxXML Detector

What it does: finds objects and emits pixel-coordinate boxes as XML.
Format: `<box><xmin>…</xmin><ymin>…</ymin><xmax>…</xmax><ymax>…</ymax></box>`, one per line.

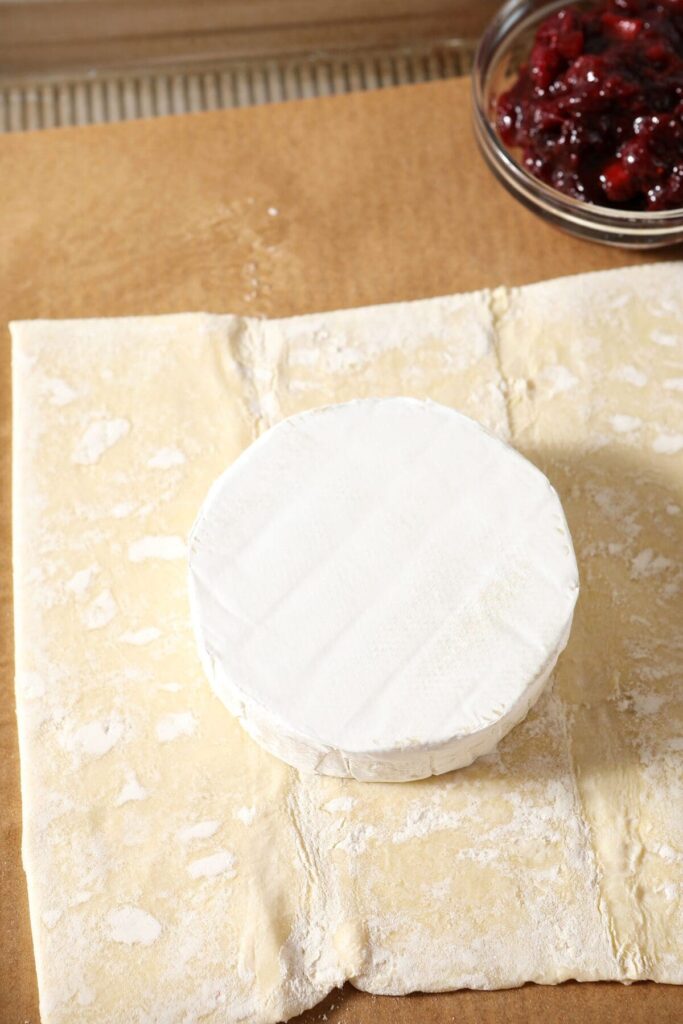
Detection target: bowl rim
<box><xmin>472</xmin><ymin>0</ymin><xmax>683</xmax><ymax>233</ymax></box>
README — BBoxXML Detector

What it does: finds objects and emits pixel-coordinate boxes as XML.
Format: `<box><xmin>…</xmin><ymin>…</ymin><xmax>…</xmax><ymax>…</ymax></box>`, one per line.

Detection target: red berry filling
<box><xmin>495</xmin><ymin>0</ymin><xmax>683</xmax><ymax>211</ymax></box>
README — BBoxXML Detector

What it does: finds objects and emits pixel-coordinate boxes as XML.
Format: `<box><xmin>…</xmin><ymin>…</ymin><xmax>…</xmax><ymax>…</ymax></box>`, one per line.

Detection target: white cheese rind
<box><xmin>189</xmin><ymin>397</ymin><xmax>579</xmax><ymax>781</ymax></box>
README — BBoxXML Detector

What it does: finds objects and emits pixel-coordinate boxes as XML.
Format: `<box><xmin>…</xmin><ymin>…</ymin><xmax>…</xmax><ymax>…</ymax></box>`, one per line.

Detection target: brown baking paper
<box><xmin>1</xmin><ymin>76</ymin><xmax>681</xmax><ymax>1023</ymax></box>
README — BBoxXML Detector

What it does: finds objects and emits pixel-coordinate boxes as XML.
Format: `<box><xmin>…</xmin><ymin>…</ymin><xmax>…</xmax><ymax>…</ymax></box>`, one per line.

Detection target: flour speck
<box><xmin>611</xmin><ymin>365</ymin><xmax>647</xmax><ymax>388</ymax></box>
<box><xmin>233</xmin><ymin>806</ymin><xmax>257</xmax><ymax>825</ymax></box>
<box><xmin>66</xmin><ymin>564</ymin><xmax>99</xmax><ymax>599</ymax></box>
<box><xmin>187</xmin><ymin>851</ymin><xmax>236</xmax><ymax>879</ymax></box>
<box><xmin>107</xmin><ymin>906</ymin><xmax>162</xmax><ymax>945</ymax></box>
<box><xmin>120</xmin><ymin>627</ymin><xmax>162</xmax><ymax>646</ymax></box>
<box><xmin>650</xmin><ymin>330</ymin><xmax>678</xmax><ymax>348</ymax></box>
<box><xmin>177</xmin><ymin>819</ymin><xmax>221</xmax><ymax>841</ymax></box>
<box><xmin>43</xmin><ymin>377</ymin><xmax>79</xmax><ymax>406</ymax></box>
<box><xmin>72</xmin><ymin>418</ymin><xmax>130</xmax><ymax>465</ymax></box>
<box><xmin>128</xmin><ymin>535</ymin><xmax>186</xmax><ymax>561</ymax></box>
<box><xmin>81</xmin><ymin>589</ymin><xmax>118</xmax><ymax>630</ymax></box>
<box><xmin>146</xmin><ymin>447</ymin><xmax>186</xmax><ymax>469</ymax></box>
<box><xmin>156</xmin><ymin>712</ymin><xmax>197</xmax><ymax>742</ymax></box>
<box><xmin>115</xmin><ymin>772</ymin><xmax>148</xmax><ymax>806</ymax></box>
<box><xmin>73</xmin><ymin>718</ymin><xmax>124</xmax><ymax>759</ymax></box>
<box><xmin>652</xmin><ymin>433</ymin><xmax>683</xmax><ymax>455</ymax></box>
<box><xmin>610</xmin><ymin>414</ymin><xmax>641</xmax><ymax>434</ymax></box>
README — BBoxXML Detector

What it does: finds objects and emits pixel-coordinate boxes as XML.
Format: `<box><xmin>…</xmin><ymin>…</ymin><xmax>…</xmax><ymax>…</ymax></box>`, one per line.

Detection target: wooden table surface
<box><xmin>1</xmin><ymin>75</ymin><xmax>681</xmax><ymax>1024</ymax></box>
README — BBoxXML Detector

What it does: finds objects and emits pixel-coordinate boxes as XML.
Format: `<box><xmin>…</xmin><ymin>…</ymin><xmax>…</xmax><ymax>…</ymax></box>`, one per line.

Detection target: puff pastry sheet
<box><xmin>12</xmin><ymin>264</ymin><xmax>683</xmax><ymax>1024</ymax></box>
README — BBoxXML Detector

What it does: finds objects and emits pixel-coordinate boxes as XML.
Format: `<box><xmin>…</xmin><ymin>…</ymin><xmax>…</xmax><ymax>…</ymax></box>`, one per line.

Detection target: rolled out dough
<box><xmin>12</xmin><ymin>263</ymin><xmax>683</xmax><ymax>1024</ymax></box>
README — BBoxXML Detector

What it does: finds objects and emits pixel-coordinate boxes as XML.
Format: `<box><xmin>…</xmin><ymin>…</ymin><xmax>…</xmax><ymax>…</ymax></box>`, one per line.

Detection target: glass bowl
<box><xmin>472</xmin><ymin>0</ymin><xmax>683</xmax><ymax>249</ymax></box>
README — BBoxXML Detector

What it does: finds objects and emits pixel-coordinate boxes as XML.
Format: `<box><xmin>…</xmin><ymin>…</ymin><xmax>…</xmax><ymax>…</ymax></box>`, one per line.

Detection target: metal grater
<box><xmin>0</xmin><ymin>40</ymin><xmax>475</xmax><ymax>133</ymax></box>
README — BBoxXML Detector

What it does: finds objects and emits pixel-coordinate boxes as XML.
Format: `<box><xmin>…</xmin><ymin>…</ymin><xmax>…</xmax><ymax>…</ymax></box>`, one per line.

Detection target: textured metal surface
<box><xmin>0</xmin><ymin>42</ymin><xmax>474</xmax><ymax>132</ymax></box>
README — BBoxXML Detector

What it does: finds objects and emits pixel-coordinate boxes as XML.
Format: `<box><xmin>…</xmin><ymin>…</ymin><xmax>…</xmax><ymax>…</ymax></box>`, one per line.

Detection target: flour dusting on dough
<box><xmin>650</xmin><ymin>330</ymin><xmax>677</xmax><ymax>348</ymax></box>
<box><xmin>128</xmin><ymin>535</ymin><xmax>187</xmax><ymax>561</ymax></box>
<box><xmin>72</xmin><ymin>418</ymin><xmax>130</xmax><ymax>465</ymax></box>
<box><xmin>653</xmin><ymin>433</ymin><xmax>683</xmax><ymax>455</ymax></box>
<box><xmin>18</xmin><ymin>671</ymin><xmax>46</xmax><ymax>700</ymax></box>
<box><xmin>612</xmin><ymin>365</ymin><xmax>648</xmax><ymax>387</ymax></box>
<box><xmin>81</xmin><ymin>589</ymin><xmax>118</xmax><ymax>630</ymax></box>
<box><xmin>115</xmin><ymin>773</ymin><xmax>148</xmax><ymax>806</ymax></box>
<box><xmin>146</xmin><ymin>447</ymin><xmax>186</xmax><ymax>469</ymax></box>
<box><xmin>120</xmin><ymin>626</ymin><xmax>162</xmax><ymax>645</ymax></box>
<box><xmin>539</xmin><ymin>364</ymin><xmax>578</xmax><ymax>395</ymax></box>
<box><xmin>323</xmin><ymin>797</ymin><xmax>355</xmax><ymax>814</ymax></box>
<box><xmin>178</xmin><ymin>820</ymin><xmax>221</xmax><ymax>841</ymax></box>
<box><xmin>42</xmin><ymin>908</ymin><xmax>63</xmax><ymax>929</ymax></box>
<box><xmin>233</xmin><ymin>806</ymin><xmax>256</xmax><ymax>825</ymax></box>
<box><xmin>107</xmin><ymin>906</ymin><xmax>162</xmax><ymax>945</ymax></box>
<box><xmin>632</xmin><ymin>692</ymin><xmax>667</xmax><ymax>715</ymax></box>
<box><xmin>72</xmin><ymin>719</ymin><xmax>124</xmax><ymax>759</ymax></box>
<box><xmin>610</xmin><ymin>414</ymin><xmax>642</xmax><ymax>433</ymax></box>
<box><xmin>333</xmin><ymin>824</ymin><xmax>376</xmax><ymax>855</ymax></box>
<box><xmin>111</xmin><ymin>501</ymin><xmax>137</xmax><ymax>519</ymax></box>
<box><xmin>187</xmin><ymin>851</ymin><xmax>236</xmax><ymax>879</ymax></box>
<box><xmin>631</xmin><ymin>549</ymin><xmax>675</xmax><ymax>577</ymax></box>
<box><xmin>66</xmin><ymin>564</ymin><xmax>99</xmax><ymax>599</ymax></box>
<box><xmin>155</xmin><ymin>712</ymin><xmax>197</xmax><ymax>742</ymax></box>
<box><xmin>43</xmin><ymin>377</ymin><xmax>79</xmax><ymax>406</ymax></box>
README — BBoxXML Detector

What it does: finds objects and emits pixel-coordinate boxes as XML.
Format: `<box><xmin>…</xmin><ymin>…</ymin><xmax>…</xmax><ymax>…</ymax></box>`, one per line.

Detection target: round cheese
<box><xmin>188</xmin><ymin>398</ymin><xmax>579</xmax><ymax>782</ymax></box>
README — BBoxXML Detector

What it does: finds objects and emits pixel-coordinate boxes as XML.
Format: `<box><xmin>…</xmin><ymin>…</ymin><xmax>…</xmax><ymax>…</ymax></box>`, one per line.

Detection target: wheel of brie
<box><xmin>188</xmin><ymin>397</ymin><xmax>579</xmax><ymax>782</ymax></box>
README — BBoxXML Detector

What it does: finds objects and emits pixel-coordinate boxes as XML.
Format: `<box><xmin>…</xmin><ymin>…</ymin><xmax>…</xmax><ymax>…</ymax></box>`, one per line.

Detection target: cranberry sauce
<box><xmin>496</xmin><ymin>0</ymin><xmax>683</xmax><ymax>211</ymax></box>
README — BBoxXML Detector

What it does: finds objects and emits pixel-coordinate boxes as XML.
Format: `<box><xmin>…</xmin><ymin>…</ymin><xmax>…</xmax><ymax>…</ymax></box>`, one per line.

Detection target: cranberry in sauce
<box><xmin>495</xmin><ymin>0</ymin><xmax>683</xmax><ymax>211</ymax></box>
